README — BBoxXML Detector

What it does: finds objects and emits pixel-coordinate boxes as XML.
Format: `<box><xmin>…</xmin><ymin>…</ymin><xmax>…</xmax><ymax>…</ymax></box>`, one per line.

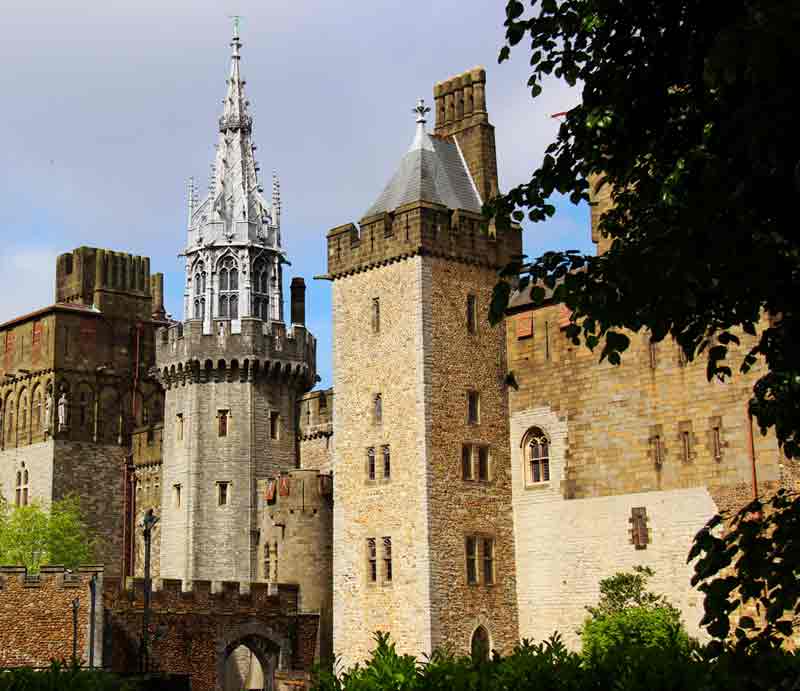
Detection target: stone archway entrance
<box><xmin>223</xmin><ymin>635</ymin><xmax>276</xmax><ymax>691</ymax></box>
<box><xmin>217</xmin><ymin>622</ymin><xmax>289</xmax><ymax>691</ymax></box>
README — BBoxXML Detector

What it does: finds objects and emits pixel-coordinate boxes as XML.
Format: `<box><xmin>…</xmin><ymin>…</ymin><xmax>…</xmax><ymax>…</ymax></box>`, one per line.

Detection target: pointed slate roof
<box><xmin>364</xmin><ymin>100</ymin><xmax>482</xmax><ymax>218</ymax></box>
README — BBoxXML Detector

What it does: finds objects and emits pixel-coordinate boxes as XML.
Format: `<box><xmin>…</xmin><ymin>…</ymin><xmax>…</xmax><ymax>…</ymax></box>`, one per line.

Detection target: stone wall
<box><xmin>0</xmin><ymin>566</ymin><xmax>104</xmax><ymax>668</ymax></box>
<box><xmin>506</xmin><ymin>295</ymin><xmax>784</xmax><ymax>646</ymax></box>
<box><xmin>426</xmin><ymin>257</ymin><xmax>519</xmax><ymax>655</ymax></box>
<box><xmin>331</xmin><ymin>258</ymin><xmax>434</xmax><ymax>667</ymax></box>
<box><xmin>258</xmin><ymin>469</ymin><xmax>334</xmax><ymax>662</ymax></box>
<box><xmin>158</xmin><ymin>360</ymin><xmax>305</xmax><ymax>582</ymax></box>
<box><xmin>104</xmin><ymin>577</ymin><xmax>317</xmax><ymax>691</ymax></box>
<box><xmin>298</xmin><ymin>388</ymin><xmax>333</xmax><ymax>473</ymax></box>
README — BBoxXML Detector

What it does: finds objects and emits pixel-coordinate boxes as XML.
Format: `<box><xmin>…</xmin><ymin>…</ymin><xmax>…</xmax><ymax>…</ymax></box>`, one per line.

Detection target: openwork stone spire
<box><xmin>182</xmin><ymin>23</ymin><xmax>285</xmax><ymax>326</ymax></box>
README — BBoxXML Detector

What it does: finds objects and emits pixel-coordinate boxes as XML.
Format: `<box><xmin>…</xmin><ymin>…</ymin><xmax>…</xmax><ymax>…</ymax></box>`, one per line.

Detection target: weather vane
<box><xmin>413</xmin><ymin>98</ymin><xmax>430</xmax><ymax>123</ymax></box>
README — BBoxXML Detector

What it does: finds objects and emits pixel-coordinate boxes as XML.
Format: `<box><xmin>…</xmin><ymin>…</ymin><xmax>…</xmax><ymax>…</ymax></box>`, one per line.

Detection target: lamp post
<box><xmin>139</xmin><ymin>508</ymin><xmax>159</xmax><ymax>673</ymax></box>
<box><xmin>71</xmin><ymin>597</ymin><xmax>80</xmax><ymax>665</ymax></box>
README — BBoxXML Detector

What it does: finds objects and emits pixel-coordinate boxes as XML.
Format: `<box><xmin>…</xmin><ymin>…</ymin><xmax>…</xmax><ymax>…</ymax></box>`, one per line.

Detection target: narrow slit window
<box><xmin>712</xmin><ymin>426</ymin><xmax>722</xmax><ymax>461</ymax></box>
<box><xmin>218</xmin><ymin>410</ymin><xmax>228</xmax><ymax>437</ymax></box>
<box><xmin>367</xmin><ymin>538</ymin><xmax>377</xmax><ymax>582</ymax></box>
<box><xmin>383</xmin><ymin>537</ymin><xmax>392</xmax><ymax>582</ymax></box>
<box><xmin>466</xmin><ymin>294</ymin><xmax>477</xmax><ymax>334</ymax></box>
<box><xmin>652</xmin><ymin>434</ymin><xmax>663</xmax><ymax>466</ymax></box>
<box><xmin>173</xmin><ymin>483</ymin><xmax>181</xmax><ymax>508</ymax></box>
<box><xmin>270</xmin><ymin>411</ymin><xmax>280</xmax><ymax>440</ymax></box>
<box><xmin>482</xmin><ymin>538</ymin><xmax>495</xmax><ymax>585</ymax></box>
<box><xmin>682</xmin><ymin>430</ymin><xmax>691</xmax><ymax>463</ymax></box>
<box><xmin>466</xmin><ymin>536</ymin><xmax>478</xmax><ymax>584</ymax></box>
<box><xmin>374</xmin><ymin>393</ymin><xmax>383</xmax><ymax>425</ymax></box>
<box><xmin>176</xmin><ymin>413</ymin><xmax>184</xmax><ymax>441</ymax></box>
<box><xmin>477</xmin><ymin>446</ymin><xmax>489</xmax><ymax>481</ymax></box>
<box><xmin>467</xmin><ymin>391</ymin><xmax>479</xmax><ymax>425</ymax></box>
<box><xmin>462</xmin><ymin>444</ymin><xmax>473</xmax><ymax>480</ymax></box>
<box><xmin>382</xmin><ymin>445</ymin><xmax>391</xmax><ymax>479</ymax></box>
<box><xmin>217</xmin><ymin>481</ymin><xmax>229</xmax><ymax>506</ymax></box>
<box><xmin>372</xmin><ymin>298</ymin><xmax>381</xmax><ymax>333</ymax></box>
<box><xmin>367</xmin><ymin>447</ymin><xmax>376</xmax><ymax>480</ymax></box>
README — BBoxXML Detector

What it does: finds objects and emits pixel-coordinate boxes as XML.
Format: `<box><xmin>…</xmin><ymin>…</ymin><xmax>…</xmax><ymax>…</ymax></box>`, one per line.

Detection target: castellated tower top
<box><xmin>326</xmin><ymin>68</ymin><xmax>520</xmax><ymax>280</ymax></box>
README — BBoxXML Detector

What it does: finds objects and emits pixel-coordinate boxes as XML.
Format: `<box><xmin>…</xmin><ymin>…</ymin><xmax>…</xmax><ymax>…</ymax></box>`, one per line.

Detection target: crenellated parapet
<box><xmin>104</xmin><ymin>576</ymin><xmax>299</xmax><ymax>615</ymax></box>
<box><xmin>298</xmin><ymin>388</ymin><xmax>333</xmax><ymax>440</ymax></box>
<box><xmin>156</xmin><ymin>318</ymin><xmax>316</xmax><ymax>391</ymax></box>
<box><xmin>326</xmin><ymin>200</ymin><xmax>521</xmax><ymax>280</ymax></box>
<box><xmin>0</xmin><ymin>565</ymin><xmax>103</xmax><ymax>589</ymax></box>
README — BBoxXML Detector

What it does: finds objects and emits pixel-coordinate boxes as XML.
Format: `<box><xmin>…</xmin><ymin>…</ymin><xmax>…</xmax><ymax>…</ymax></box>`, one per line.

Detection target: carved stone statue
<box><xmin>44</xmin><ymin>393</ymin><xmax>53</xmax><ymax>432</ymax></box>
<box><xmin>57</xmin><ymin>392</ymin><xmax>68</xmax><ymax>430</ymax></box>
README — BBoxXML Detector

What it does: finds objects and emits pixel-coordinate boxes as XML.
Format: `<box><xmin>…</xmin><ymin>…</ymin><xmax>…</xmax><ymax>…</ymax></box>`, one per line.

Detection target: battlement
<box><xmin>55</xmin><ymin>247</ymin><xmax>162</xmax><ymax>322</ymax></box>
<box><xmin>326</xmin><ymin>201</ymin><xmax>521</xmax><ymax>279</ymax></box>
<box><xmin>0</xmin><ymin>565</ymin><xmax>103</xmax><ymax>589</ymax></box>
<box><xmin>103</xmin><ymin>575</ymin><xmax>299</xmax><ymax>614</ymax></box>
<box><xmin>156</xmin><ymin>318</ymin><xmax>316</xmax><ymax>390</ymax></box>
<box><xmin>433</xmin><ymin>66</ymin><xmax>488</xmax><ymax>135</ymax></box>
<box><xmin>298</xmin><ymin>388</ymin><xmax>333</xmax><ymax>439</ymax></box>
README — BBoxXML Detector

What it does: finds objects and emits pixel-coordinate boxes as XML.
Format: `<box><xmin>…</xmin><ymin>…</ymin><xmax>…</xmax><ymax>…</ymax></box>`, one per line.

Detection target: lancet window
<box><xmin>252</xmin><ymin>257</ymin><xmax>270</xmax><ymax>320</ymax></box>
<box><xmin>217</xmin><ymin>257</ymin><xmax>239</xmax><ymax>319</ymax></box>
<box><xmin>193</xmin><ymin>262</ymin><xmax>207</xmax><ymax>320</ymax></box>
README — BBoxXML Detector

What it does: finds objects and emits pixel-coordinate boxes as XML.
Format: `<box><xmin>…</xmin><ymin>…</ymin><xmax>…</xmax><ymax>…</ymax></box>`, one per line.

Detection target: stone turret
<box><xmin>155</xmin><ymin>26</ymin><xmax>316</xmax><ymax>585</ymax></box>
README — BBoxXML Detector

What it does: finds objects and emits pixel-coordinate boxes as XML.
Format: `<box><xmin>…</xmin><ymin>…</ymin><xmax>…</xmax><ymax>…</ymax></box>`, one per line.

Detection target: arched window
<box><xmin>18</xmin><ymin>393</ymin><xmax>27</xmax><ymax>432</ymax></box>
<box><xmin>218</xmin><ymin>256</ymin><xmax>239</xmax><ymax>319</ymax></box>
<box><xmin>252</xmin><ymin>258</ymin><xmax>270</xmax><ymax>320</ymax></box>
<box><xmin>192</xmin><ymin>261</ymin><xmax>207</xmax><ymax>320</ymax></box>
<box><xmin>471</xmin><ymin>626</ymin><xmax>490</xmax><ymax>663</ymax></box>
<box><xmin>32</xmin><ymin>388</ymin><xmax>41</xmax><ymax>431</ymax></box>
<box><xmin>525</xmin><ymin>427</ymin><xmax>550</xmax><ymax>484</ymax></box>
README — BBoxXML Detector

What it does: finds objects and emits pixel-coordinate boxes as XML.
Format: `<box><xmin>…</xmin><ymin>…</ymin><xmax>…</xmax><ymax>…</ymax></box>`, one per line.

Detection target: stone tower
<box><xmin>326</xmin><ymin>69</ymin><xmax>521</xmax><ymax>666</ymax></box>
<box><xmin>156</xmin><ymin>25</ymin><xmax>316</xmax><ymax>583</ymax></box>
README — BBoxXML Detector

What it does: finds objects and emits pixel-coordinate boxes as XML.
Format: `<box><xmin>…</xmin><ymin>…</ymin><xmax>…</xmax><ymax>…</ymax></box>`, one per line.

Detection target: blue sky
<box><xmin>0</xmin><ymin>0</ymin><xmax>592</xmax><ymax>388</ymax></box>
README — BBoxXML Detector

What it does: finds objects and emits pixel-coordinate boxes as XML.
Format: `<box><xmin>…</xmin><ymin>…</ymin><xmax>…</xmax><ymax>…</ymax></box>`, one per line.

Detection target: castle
<box><xmin>0</xmin><ymin>24</ymin><xmax>792</xmax><ymax>688</ymax></box>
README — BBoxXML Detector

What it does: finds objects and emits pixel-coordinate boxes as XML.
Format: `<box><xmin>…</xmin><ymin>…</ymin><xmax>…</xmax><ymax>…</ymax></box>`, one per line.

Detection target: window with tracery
<box><xmin>193</xmin><ymin>262</ymin><xmax>207</xmax><ymax>320</ymax></box>
<box><xmin>218</xmin><ymin>257</ymin><xmax>239</xmax><ymax>319</ymax></box>
<box><xmin>525</xmin><ymin>427</ymin><xmax>550</xmax><ymax>484</ymax></box>
<box><xmin>252</xmin><ymin>258</ymin><xmax>270</xmax><ymax>320</ymax></box>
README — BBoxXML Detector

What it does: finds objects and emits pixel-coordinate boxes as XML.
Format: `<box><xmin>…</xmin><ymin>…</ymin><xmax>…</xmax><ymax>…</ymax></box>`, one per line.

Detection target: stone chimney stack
<box><xmin>150</xmin><ymin>273</ymin><xmax>167</xmax><ymax>321</ymax></box>
<box><xmin>433</xmin><ymin>67</ymin><xmax>497</xmax><ymax>203</ymax></box>
<box><xmin>290</xmin><ymin>277</ymin><xmax>306</xmax><ymax>326</ymax></box>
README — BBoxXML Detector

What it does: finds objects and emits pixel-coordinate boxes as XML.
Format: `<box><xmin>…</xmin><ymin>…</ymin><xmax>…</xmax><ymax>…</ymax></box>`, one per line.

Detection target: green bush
<box><xmin>313</xmin><ymin>632</ymin><xmax>800</xmax><ymax>691</ymax></box>
<box><xmin>0</xmin><ymin>661</ymin><xmax>133</xmax><ymax>691</ymax></box>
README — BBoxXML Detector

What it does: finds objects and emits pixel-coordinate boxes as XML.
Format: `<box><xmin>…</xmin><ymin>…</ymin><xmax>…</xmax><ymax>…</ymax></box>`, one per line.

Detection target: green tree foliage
<box><xmin>580</xmin><ymin>567</ymin><xmax>690</xmax><ymax>663</ymax></box>
<box><xmin>689</xmin><ymin>489</ymin><xmax>800</xmax><ymax>653</ymax></box>
<box><xmin>490</xmin><ymin>0</ymin><xmax>800</xmax><ymax>644</ymax></box>
<box><xmin>0</xmin><ymin>494</ymin><xmax>95</xmax><ymax>573</ymax></box>
<box><xmin>490</xmin><ymin>0</ymin><xmax>800</xmax><ymax>450</ymax></box>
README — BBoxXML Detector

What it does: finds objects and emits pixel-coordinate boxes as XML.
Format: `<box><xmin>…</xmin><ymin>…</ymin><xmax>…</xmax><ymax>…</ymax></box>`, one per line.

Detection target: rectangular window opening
<box><xmin>217</xmin><ymin>481</ymin><xmax>229</xmax><ymax>506</ymax></box>
<box><xmin>681</xmin><ymin>430</ymin><xmax>691</xmax><ymax>463</ymax></box>
<box><xmin>483</xmin><ymin>538</ymin><xmax>495</xmax><ymax>585</ymax></box>
<box><xmin>467</xmin><ymin>295</ymin><xmax>477</xmax><ymax>334</ymax></box>
<box><xmin>218</xmin><ymin>410</ymin><xmax>229</xmax><ymax>437</ymax></box>
<box><xmin>462</xmin><ymin>445</ymin><xmax>473</xmax><ymax>480</ymax></box>
<box><xmin>176</xmin><ymin>413</ymin><xmax>184</xmax><ymax>441</ymax></box>
<box><xmin>467</xmin><ymin>391</ymin><xmax>479</xmax><ymax>425</ymax></box>
<box><xmin>712</xmin><ymin>426</ymin><xmax>722</xmax><ymax>461</ymax></box>
<box><xmin>383</xmin><ymin>537</ymin><xmax>392</xmax><ymax>582</ymax></box>
<box><xmin>374</xmin><ymin>393</ymin><xmax>383</xmax><ymax>425</ymax></box>
<box><xmin>372</xmin><ymin>298</ymin><xmax>381</xmax><ymax>334</ymax></box>
<box><xmin>173</xmin><ymin>483</ymin><xmax>181</xmax><ymax>508</ymax></box>
<box><xmin>466</xmin><ymin>536</ymin><xmax>478</xmax><ymax>584</ymax></box>
<box><xmin>367</xmin><ymin>538</ymin><xmax>377</xmax><ymax>582</ymax></box>
<box><xmin>382</xmin><ymin>445</ymin><xmax>391</xmax><ymax>479</ymax></box>
<box><xmin>270</xmin><ymin>410</ymin><xmax>280</xmax><ymax>440</ymax></box>
<box><xmin>477</xmin><ymin>446</ymin><xmax>489</xmax><ymax>481</ymax></box>
<box><xmin>367</xmin><ymin>447</ymin><xmax>376</xmax><ymax>481</ymax></box>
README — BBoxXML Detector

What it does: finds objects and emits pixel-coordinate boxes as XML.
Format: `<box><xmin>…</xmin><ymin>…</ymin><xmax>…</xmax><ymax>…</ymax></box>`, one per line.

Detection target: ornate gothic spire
<box><xmin>186</xmin><ymin>22</ymin><xmax>280</xmax><ymax>249</ymax></box>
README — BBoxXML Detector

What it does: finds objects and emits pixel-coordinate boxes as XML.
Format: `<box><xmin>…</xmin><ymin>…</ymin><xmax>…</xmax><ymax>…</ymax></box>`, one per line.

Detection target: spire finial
<box><xmin>413</xmin><ymin>98</ymin><xmax>431</xmax><ymax>124</ymax></box>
